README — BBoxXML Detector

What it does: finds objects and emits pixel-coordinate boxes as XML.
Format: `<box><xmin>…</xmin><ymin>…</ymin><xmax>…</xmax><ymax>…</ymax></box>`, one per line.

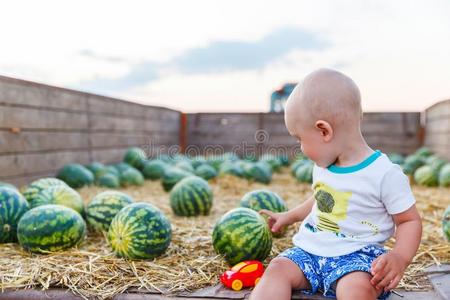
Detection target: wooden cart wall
<box><xmin>425</xmin><ymin>99</ymin><xmax>450</xmax><ymax>160</ymax></box>
<box><xmin>0</xmin><ymin>76</ymin><xmax>180</xmax><ymax>187</ymax></box>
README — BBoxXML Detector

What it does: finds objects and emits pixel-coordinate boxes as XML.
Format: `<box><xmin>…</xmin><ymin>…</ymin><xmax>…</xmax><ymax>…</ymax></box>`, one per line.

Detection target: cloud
<box><xmin>77</xmin><ymin>27</ymin><xmax>328</xmax><ymax>93</ymax></box>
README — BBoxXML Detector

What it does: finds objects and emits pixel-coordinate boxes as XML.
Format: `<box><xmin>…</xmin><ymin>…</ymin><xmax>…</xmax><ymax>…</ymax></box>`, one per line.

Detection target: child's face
<box><xmin>292</xmin><ymin>121</ymin><xmax>337</xmax><ymax>168</ymax></box>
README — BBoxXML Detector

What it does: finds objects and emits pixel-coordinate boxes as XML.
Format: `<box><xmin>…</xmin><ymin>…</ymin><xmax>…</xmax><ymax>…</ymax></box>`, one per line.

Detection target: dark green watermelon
<box><xmin>243</xmin><ymin>162</ymin><xmax>272</xmax><ymax>184</ymax></box>
<box><xmin>219</xmin><ymin>162</ymin><xmax>244</xmax><ymax>177</ymax></box>
<box><xmin>86</xmin><ymin>191</ymin><xmax>134</xmax><ymax>232</ymax></box>
<box><xmin>162</xmin><ymin>168</ymin><xmax>192</xmax><ymax>192</ymax></box>
<box><xmin>96</xmin><ymin>173</ymin><xmax>120</xmax><ymax>188</ymax></box>
<box><xmin>17</xmin><ymin>204</ymin><xmax>86</xmax><ymax>253</ymax></box>
<box><xmin>175</xmin><ymin>161</ymin><xmax>195</xmax><ymax>173</ymax></box>
<box><xmin>123</xmin><ymin>147</ymin><xmax>147</xmax><ymax>170</ymax></box>
<box><xmin>142</xmin><ymin>160</ymin><xmax>168</xmax><ymax>180</ymax></box>
<box><xmin>195</xmin><ymin>164</ymin><xmax>218</xmax><ymax>180</ymax></box>
<box><xmin>295</xmin><ymin>162</ymin><xmax>314</xmax><ymax>183</ymax></box>
<box><xmin>85</xmin><ymin>162</ymin><xmax>107</xmax><ymax>177</ymax></box>
<box><xmin>0</xmin><ymin>187</ymin><xmax>29</xmax><ymax>243</ymax></box>
<box><xmin>57</xmin><ymin>164</ymin><xmax>94</xmax><ymax>188</ymax></box>
<box><xmin>170</xmin><ymin>176</ymin><xmax>213</xmax><ymax>216</ymax></box>
<box><xmin>212</xmin><ymin>207</ymin><xmax>272</xmax><ymax>265</ymax></box>
<box><xmin>120</xmin><ymin>168</ymin><xmax>144</xmax><ymax>187</ymax></box>
<box><xmin>108</xmin><ymin>202</ymin><xmax>172</xmax><ymax>259</ymax></box>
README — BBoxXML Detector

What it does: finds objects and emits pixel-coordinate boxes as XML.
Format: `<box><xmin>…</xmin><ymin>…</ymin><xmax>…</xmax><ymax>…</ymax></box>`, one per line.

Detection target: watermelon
<box><xmin>30</xmin><ymin>185</ymin><xmax>85</xmax><ymax>215</ymax></box>
<box><xmin>443</xmin><ymin>205</ymin><xmax>450</xmax><ymax>242</ymax></box>
<box><xmin>142</xmin><ymin>160</ymin><xmax>167</xmax><ymax>180</ymax></box>
<box><xmin>123</xmin><ymin>147</ymin><xmax>147</xmax><ymax>170</ymax></box>
<box><xmin>108</xmin><ymin>202</ymin><xmax>172</xmax><ymax>259</ymax></box>
<box><xmin>96</xmin><ymin>173</ymin><xmax>120</xmax><ymax>188</ymax></box>
<box><xmin>429</xmin><ymin>157</ymin><xmax>447</xmax><ymax>173</ymax></box>
<box><xmin>0</xmin><ymin>187</ymin><xmax>29</xmax><ymax>243</ymax></box>
<box><xmin>85</xmin><ymin>162</ymin><xmax>107</xmax><ymax>177</ymax></box>
<box><xmin>415</xmin><ymin>147</ymin><xmax>432</xmax><ymax>157</ymax></box>
<box><xmin>240</xmin><ymin>190</ymin><xmax>288</xmax><ymax>214</ymax></box>
<box><xmin>162</xmin><ymin>168</ymin><xmax>192</xmax><ymax>192</ymax></box>
<box><xmin>22</xmin><ymin>178</ymin><xmax>68</xmax><ymax>202</ymax></box>
<box><xmin>17</xmin><ymin>204</ymin><xmax>86</xmax><ymax>253</ymax></box>
<box><xmin>439</xmin><ymin>164</ymin><xmax>450</xmax><ymax>187</ymax></box>
<box><xmin>295</xmin><ymin>162</ymin><xmax>314</xmax><ymax>183</ymax></box>
<box><xmin>191</xmin><ymin>156</ymin><xmax>208</xmax><ymax>168</ymax></box>
<box><xmin>86</xmin><ymin>191</ymin><xmax>134</xmax><ymax>232</ymax></box>
<box><xmin>120</xmin><ymin>168</ymin><xmax>144</xmax><ymax>187</ymax></box>
<box><xmin>243</xmin><ymin>162</ymin><xmax>272</xmax><ymax>184</ymax></box>
<box><xmin>195</xmin><ymin>164</ymin><xmax>218</xmax><ymax>180</ymax></box>
<box><xmin>219</xmin><ymin>162</ymin><xmax>244</xmax><ymax>178</ymax></box>
<box><xmin>57</xmin><ymin>164</ymin><xmax>94</xmax><ymax>188</ymax></box>
<box><xmin>278</xmin><ymin>154</ymin><xmax>290</xmax><ymax>166</ymax></box>
<box><xmin>212</xmin><ymin>207</ymin><xmax>272</xmax><ymax>265</ymax></box>
<box><xmin>104</xmin><ymin>165</ymin><xmax>120</xmax><ymax>177</ymax></box>
<box><xmin>260</xmin><ymin>154</ymin><xmax>282</xmax><ymax>172</ymax></box>
<box><xmin>170</xmin><ymin>176</ymin><xmax>213</xmax><ymax>216</ymax></box>
<box><xmin>387</xmin><ymin>153</ymin><xmax>405</xmax><ymax>165</ymax></box>
<box><xmin>240</xmin><ymin>189</ymin><xmax>287</xmax><ymax>237</ymax></box>
<box><xmin>402</xmin><ymin>155</ymin><xmax>425</xmax><ymax>175</ymax></box>
<box><xmin>290</xmin><ymin>159</ymin><xmax>311</xmax><ymax>176</ymax></box>
<box><xmin>175</xmin><ymin>161</ymin><xmax>195</xmax><ymax>173</ymax></box>
<box><xmin>0</xmin><ymin>182</ymin><xmax>18</xmax><ymax>191</ymax></box>
<box><xmin>414</xmin><ymin>165</ymin><xmax>438</xmax><ymax>187</ymax></box>
<box><xmin>113</xmin><ymin>162</ymin><xmax>133</xmax><ymax>173</ymax></box>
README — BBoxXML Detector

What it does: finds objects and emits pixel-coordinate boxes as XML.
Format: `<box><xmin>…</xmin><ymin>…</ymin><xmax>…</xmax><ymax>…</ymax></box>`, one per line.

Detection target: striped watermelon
<box><xmin>212</xmin><ymin>207</ymin><xmax>272</xmax><ymax>265</ymax></box>
<box><xmin>295</xmin><ymin>162</ymin><xmax>314</xmax><ymax>183</ymax></box>
<box><xmin>108</xmin><ymin>202</ymin><xmax>172</xmax><ymax>259</ymax></box>
<box><xmin>260</xmin><ymin>154</ymin><xmax>282</xmax><ymax>172</ymax></box>
<box><xmin>243</xmin><ymin>162</ymin><xmax>272</xmax><ymax>184</ymax></box>
<box><xmin>85</xmin><ymin>162</ymin><xmax>107</xmax><ymax>177</ymax></box>
<box><xmin>0</xmin><ymin>182</ymin><xmax>18</xmax><ymax>191</ymax></box>
<box><xmin>439</xmin><ymin>164</ymin><xmax>450</xmax><ymax>187</ymax></box>
<box><xmin>30</xmin><ymin>185</ymin><xmax>85</xmax><ymax>215</ymax></box>
<box><xmin>162</xmin><ymin>168</ymin><xmax>192</xmax><ymax>191</ymax></box>
<box><xmin>123</xmin><ymin>147</ymin><xmax>147</xmax><ymax>170</ymax></box>
<box><xmin>22</xmin><ymin>178</ymin><xmax>68</xmax><ymax>202</ymax></box>
<box><xmin>240</xmin><ymin>190</ymin><xmax>287</xmax><ymax>213</ymax></box>
<box><xmin>0</xmin><ymin>187</ymin><xmax>29</xmax><ymax>243</ymax></box>
<box><xmin>142</xmin><ymin>160</ymin><xmax>168</xmax><ymax>180</ymax></box>
<box><xmin>86</xmin><ymin>191</ymin><xmax>134</xmax><ymax>232</ymax></box>
<box><xmin>175</xmin><ymin>161</ymin><xmax>195</xmax><ymax>173</ymax></box>
<box><xmin>170</xmin><ymin>176</ymin><xmax>213</xmax><ymax>216</ymax></box>
<box><xmin>195</xmin><ymin>164</ymin><xmax>218</xmax><ymax>180</ymax></box>
<box><xmin>240</xmin><ymin>189</ymin><xmax>288</xmax><ymax>237</ymax></box>
<box><xmin>17</xmin><ymin>204</ymin><xmax>86</xmax><ymax>253</ymax></box>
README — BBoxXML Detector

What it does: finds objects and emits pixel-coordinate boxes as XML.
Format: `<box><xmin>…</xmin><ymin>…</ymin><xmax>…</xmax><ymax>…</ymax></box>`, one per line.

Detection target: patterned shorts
<box><xmin>278</xmin><ymin>245</ymin><xmax>390</xmax><ymax>299</ymax></box>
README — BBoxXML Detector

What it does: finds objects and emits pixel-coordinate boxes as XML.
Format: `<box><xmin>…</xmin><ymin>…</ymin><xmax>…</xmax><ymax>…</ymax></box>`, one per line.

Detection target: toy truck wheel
<box><xmin>231</xmin><ymin>279</ymin><xmax>243</xmax><ymax>291</ymax></box>
<box><xmin>254</xmin><ymin>277</ymin><xmax>261</xmax><ymax>285</ymax></box>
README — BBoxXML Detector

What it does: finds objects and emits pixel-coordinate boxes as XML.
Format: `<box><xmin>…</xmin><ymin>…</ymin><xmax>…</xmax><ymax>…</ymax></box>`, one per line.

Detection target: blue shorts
<box><xmin>278</xmin><ymin>245</ymin><xmax>390</xmax><ymax>299</ymax></box>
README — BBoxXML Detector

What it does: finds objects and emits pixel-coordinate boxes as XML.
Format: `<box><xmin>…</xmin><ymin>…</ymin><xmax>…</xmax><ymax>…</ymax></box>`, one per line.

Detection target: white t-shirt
<box><xmin>292</xmin><ymin>150</ymin><xmax>416</xmax><ymax>257</ymax></box>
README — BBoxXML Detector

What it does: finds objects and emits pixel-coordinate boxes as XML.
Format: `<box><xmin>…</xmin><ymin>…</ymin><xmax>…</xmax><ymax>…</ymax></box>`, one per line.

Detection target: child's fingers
<box><xmin>259</xmin><ymin>209</ymin><xmax>276</xmax><ymax>219</ymax></box>
<box><xmin>371</xmin><ymin>255</ymin><xmax>387</xmax><ymax>274</ymax></box>
<box><xmin>370</xmin><ymin>265</ymin><xmax>388</xmax><ymax>286</ymax></box>
<box><xmin>371</xmin><ymin>256</ymin><xmax>380</xmax><ymax>273</ymax></box>
<box><xmin>271</xmin><ymin>221</ymin><xmax>283</xmax><ymax>232</ymax></box>
<box><xmin>385</xmin><ymin>275</ymin><xmax>401</xmax><ymax>291</ymax></box>
<box><xmin>375</xmin><ymin>271</ymin><xmax>396</xmax><ymax>290</ymax></box>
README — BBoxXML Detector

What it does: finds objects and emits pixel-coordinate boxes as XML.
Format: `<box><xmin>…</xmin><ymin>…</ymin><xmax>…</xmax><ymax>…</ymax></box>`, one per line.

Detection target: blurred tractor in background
<box><xmin>269</xmin><ymin>83</ymin><xmax>297</xmax><ymax>112</ymax></box>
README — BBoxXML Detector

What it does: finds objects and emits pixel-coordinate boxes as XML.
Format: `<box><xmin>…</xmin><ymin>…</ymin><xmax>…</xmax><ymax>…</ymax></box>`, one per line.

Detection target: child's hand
<box><xmin>370</xmin><ymin>251</ymin><xmax>408</xmax><ymax>291</ymax></box>
<box><xmin>259</xmin><ymin>210</ymin><xmax>291</xmax><ymax>233</ymax></box>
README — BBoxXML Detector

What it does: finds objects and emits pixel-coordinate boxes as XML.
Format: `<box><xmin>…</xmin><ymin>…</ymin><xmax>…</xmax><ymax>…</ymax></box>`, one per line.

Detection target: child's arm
<box><xmin>259</xmin><ymin>194</ymin><xmax>315</xmax><ymax>233</ymax></box>
<box><xmin>370</xmin><ymin>205</ymin><xmax>422</xmax><ymax>291</ymax></box>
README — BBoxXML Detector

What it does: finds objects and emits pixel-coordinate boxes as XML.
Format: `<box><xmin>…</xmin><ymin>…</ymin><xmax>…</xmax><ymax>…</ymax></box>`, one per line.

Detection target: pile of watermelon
<box><xmin>389</xmin><ymin>147</ymin><xmax>450</xmax><ymax>187</ymax></box>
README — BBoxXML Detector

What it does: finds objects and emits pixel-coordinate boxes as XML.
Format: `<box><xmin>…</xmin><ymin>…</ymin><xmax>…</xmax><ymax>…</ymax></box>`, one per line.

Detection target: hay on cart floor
<box><xmin>0</xmin><ymin>170</ymin><xmax>449</xmax><ymax>299</ymax></box>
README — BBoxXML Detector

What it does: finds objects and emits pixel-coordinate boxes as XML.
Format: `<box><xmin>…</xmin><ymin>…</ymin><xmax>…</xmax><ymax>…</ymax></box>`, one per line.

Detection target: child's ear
<box><xmin>315</xmin><ymin>120</ymin><xmax>333</xmax><ymax>142</ymax></box>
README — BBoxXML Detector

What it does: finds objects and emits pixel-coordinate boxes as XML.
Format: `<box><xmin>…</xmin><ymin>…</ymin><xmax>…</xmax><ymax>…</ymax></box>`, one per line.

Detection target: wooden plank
<box><xmin>425</xmin><ymin>133</ymin><xmax>450</xmax><ymax>147</ymax></box>
<box><xmin>426</xmin><ymin>119</ymin><xmax>450</xmax><ymax>134</ymax></box>
<box><xmin>0</xmin><ymin>151</ymin><xmax>90</xmax><ymax>178</ymax></box>
<box><xmin>91</xmin><ymin>147</ymin><xmax>132</xmax><ymax>164</ymax></box>
<box><xmin>0</xmin><ymin>79</ymin><xmax>88</xmax><ymax>112</ymax></box>
<box><xmin>426</xmin><ymin>100</ymin><xmax>450</xmax><ymax>121</ymax></box>
<box><xmin>3</xmin><ymin>171</ymin><xmax>57</xmax><ymax>189</ymax></box>
<box><xmin>0</xmin><ymin>131</ymin><xmax>89</xmax><ymax>154</ymax></box>
<box><xmin>0</xmin><ymin>105</ymin><xmax>88</xmax><ymax>130</ymax></box>
<box><xmin>87</xmin><ymin>95</ymin><xmax>146</xmax><ymax>118</ymax></box>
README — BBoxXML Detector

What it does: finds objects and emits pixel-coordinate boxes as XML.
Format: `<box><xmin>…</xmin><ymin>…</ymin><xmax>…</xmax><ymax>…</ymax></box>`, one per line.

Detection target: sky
<box><xmin>1</xmin><ymin>0</ymin><xmax>450</xmax><ymax>112</ymax></box>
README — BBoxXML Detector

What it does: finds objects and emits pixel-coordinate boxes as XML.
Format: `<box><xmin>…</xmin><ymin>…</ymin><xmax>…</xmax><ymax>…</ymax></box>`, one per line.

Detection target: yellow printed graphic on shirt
<box><xmin>313</xmin><ymin>182</ymin><xmax>352</xmax><ymax>234</ymax></box>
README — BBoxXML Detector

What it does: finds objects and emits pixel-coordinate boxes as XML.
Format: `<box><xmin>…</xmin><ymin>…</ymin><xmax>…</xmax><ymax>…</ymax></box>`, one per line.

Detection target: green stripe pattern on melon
<box><xmin>30</xmin><ymin>185</ymin><xmax>85</xmax><ymax>216</ymax></box>
<box><xmin>17</xmin><ymin>204</ymin><xmax>86</xmax><ymax>253</ymax></box>
<box><xmin>86</xmin><ymin>191</ymin><xmax>134</xmax><ymax>232</ymax></box>
<box><xmin>0</xmin><ymin>187</ymin><xmax>30</xmax><ymax>243</ymax></box>
<box><xmin>22</xmin><ymin>178</ymin><xmax>68</xmax><ymax>202</ymax></box>
<box><xmin>162</xmin><ymin>168</ymin><xmax>192</xmax><ymax>191</ymax></box>
<box><xmin>108</xmin><ymin>202</ymin><xmax>172</xmax><ymax>259</ymax></box>
<box><xmin>212</xmin><ymin>207</ymin><xmax>272</xmax><ymax>265</ymax></box>
<box><xmin>170</xmin><ymin>176</ymin><xmax>213</xmax><ymax>216</ymax></box>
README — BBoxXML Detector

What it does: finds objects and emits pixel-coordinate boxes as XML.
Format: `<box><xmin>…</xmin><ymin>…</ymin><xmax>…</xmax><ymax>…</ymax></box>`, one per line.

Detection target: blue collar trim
<box><xmin>327</xmin><ymin>150</ymin><xmax>381</xmax><ymax>174</ymax></box>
